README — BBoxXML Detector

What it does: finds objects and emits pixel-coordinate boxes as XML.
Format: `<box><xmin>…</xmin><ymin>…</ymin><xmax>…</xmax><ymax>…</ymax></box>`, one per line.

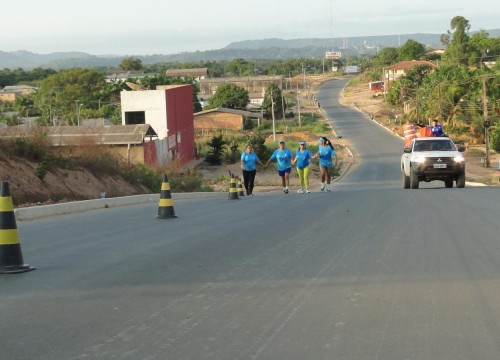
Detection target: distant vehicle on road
<box><xmin>401</xmin><ymin>137</ymin><xmax>466</xmax><ymax>189</ymax></box>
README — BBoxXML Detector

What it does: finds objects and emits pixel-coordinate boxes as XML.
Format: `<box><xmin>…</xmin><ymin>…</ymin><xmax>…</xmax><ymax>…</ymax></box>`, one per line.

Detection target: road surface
<box><xmin>2</xmin><ymin>78</ymin><xmax>500</xmax><ymax>360</ymax></box>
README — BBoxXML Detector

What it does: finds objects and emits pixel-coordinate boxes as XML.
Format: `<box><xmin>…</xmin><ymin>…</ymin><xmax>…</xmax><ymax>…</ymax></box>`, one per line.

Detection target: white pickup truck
<box><xmin>401</xmin><ymin>137</ymin><xmax>466</xmax><ymax>189</ymax></box>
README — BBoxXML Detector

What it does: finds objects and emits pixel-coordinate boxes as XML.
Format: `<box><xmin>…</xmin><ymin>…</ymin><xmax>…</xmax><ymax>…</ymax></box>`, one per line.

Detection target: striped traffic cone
<box><xmin>157</xmin><ymin>175</ymin><xmax>177</xmax><ymax>219</ymax></box>
<box><xmin>0</xmin><ymin>181</ymin><xmax>35</xmax><ymax>274</ymax></box>
<box><xmin>236</xmin><ymin>176</ymin><xmax>245</xmax><ymax>197</ymax></box>
<box><xmin>228</xmin><ymin>174</ymin><xmax>239</xmax><ymax>200</ymax></box>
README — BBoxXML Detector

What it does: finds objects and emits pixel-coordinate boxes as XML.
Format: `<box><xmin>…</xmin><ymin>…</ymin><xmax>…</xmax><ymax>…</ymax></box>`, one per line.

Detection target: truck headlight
<box><xmin>454</xmin><ymin>155</ymin><xmax>465</xmax><ymax>163</ymax></box>
<box><xmin>413</xmin><ymin>156</ymin><xmax>426</xmax><ymax>164</ymax></box>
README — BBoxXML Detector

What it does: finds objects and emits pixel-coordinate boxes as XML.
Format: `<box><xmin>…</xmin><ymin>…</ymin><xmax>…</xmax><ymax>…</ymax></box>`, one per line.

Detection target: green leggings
<box><xmin>296</xmin><ymin>166</ymin><xmax>310</xmax><ymax>190</ymax></box>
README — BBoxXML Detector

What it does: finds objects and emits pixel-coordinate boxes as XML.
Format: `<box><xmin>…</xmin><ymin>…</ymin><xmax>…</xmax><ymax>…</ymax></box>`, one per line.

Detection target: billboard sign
<box><xmin>325</xmin><ymin>51</ymin><xmax>342</xmax><ymax>59</ymax></box>
<box><xmin>344</xmin><ymin>66</ymin><xmax>361</xmax><ymax>74</ymax></box>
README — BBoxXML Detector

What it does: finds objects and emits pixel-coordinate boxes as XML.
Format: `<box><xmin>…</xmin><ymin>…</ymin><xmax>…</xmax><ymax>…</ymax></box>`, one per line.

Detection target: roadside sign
<box><xmin>325</xmin><ymin>51</ymin><xmax>342</xmax><ymax>59</ymax></box>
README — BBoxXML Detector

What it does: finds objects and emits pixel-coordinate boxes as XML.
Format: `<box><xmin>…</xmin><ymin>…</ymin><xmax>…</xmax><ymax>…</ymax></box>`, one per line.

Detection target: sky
<box><xmin>1</xmin><ymin>0</ymin><xmax>499</xmax><ymax>55</ymax></box>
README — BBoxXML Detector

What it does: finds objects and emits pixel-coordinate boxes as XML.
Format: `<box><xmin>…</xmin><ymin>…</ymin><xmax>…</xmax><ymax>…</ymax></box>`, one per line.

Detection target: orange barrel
<box><xmin>419</xmin><ymin>126</ymin><xmax>433</xmax><ymax>137</ymax></box>
<box><xmin>403</xmin><ymin>124</ymin><xmax>417</xmax><ymax>148</ymax></box>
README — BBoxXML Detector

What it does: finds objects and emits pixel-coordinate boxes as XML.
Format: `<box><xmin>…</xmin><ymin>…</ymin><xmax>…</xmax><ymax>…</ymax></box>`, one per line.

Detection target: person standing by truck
<box><xmin>430</xmin><ymin>120</ymin><xmax>446</xmax><ymax>137</ymax></box>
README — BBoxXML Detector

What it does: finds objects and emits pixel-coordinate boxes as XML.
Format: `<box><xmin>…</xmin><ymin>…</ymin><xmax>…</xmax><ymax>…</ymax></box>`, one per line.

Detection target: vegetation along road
<box><xmin>2</xmin><ymin>78</ymin><xmax>500</xmax><ymax>360</ymax></box>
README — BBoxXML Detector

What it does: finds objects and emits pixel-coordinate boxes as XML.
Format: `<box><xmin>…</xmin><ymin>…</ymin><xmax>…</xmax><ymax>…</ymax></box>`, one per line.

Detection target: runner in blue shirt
<box><xmin>265</xmin><ymin>140</ymin><xmax>294</xmax><ymax>194</ymax></box>
<box><xmin>240</xmin><ymin>144</ymin><xmax>264</xmax><ymax>196</ymax></box>
<box><xmin>313</xmin><ymin>136</ymin><xmax>337</xmax><ymax>192</ymax></box>
<box><xmin>292</xmin><ymin>141</ymin><xmax>314</xmax><ymax>193</ymax></box>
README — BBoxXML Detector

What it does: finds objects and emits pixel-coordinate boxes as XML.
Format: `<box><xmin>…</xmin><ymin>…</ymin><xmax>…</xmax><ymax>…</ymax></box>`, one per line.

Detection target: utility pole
<box><xmin>281</xmin><ymin>91</ymin><xmax>286</xmax><ymax>120</ymax></box>
<box><xmin>296</xmin><ymin>83</ymin><xmax>301</xmax><ymax>127</ymax></box>
<box><xmin>271</xmin><ymin>88</ymin><xmax>276</xmax><ymax>141</ymax></box>
<box><xmin>438</xmin><ymin>83</ymin><xmax>443</xmax><ymax>123</ymax></box>
<box><xmin>482</xmin><ymin>76</ymin><xmax>490</xmax><ymax>167</ymax></box>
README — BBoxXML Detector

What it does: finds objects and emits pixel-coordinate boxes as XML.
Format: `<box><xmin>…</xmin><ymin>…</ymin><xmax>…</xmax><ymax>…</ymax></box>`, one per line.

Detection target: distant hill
<box><xmin>1</xmin><ymin>30</ymin><xmax>498</xmax><ymax>70</ymax></box>
<box><xmin>224</xmin><ymin>33</ymin><xmax>443</xmax><ymax>50</ymax></box>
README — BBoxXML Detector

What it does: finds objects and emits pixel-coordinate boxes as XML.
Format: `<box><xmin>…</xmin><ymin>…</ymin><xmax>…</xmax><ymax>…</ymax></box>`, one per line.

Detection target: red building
<box><xmin>121</xmin><ymin>85</ymin><xmax>195</xmax><ymax>166</ymax></box>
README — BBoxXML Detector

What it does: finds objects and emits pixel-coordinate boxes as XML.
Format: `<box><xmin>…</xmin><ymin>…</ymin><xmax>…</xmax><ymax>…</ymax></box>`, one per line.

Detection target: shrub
<box><xmin>490</xmin><ymin>126</ymin><xmax>500</xmax><ymax>153</ymax></box>
<box><xmin>205</xmin><ymin>135</ymin><xmax>227</xmax><ymax>165</ymax></box>
<box><xmin>226</xmin><ymin>141</ymin><xmax>240</xmax><ymax>163</ymax></box>
<box><xmin>168</xmin><ymin>169</ymin><xmax>213</xmax><ymax>192</ymax></box>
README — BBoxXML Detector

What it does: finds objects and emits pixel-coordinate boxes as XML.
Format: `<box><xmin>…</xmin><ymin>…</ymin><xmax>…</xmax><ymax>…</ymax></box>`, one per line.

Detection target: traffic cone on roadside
<box><xmin>157</xmin><ymin>175</ymin><xmax>177</xmax><ymax>219</ymax></box>
<box><xmin>228</xmin><ymin>173</ymin><xmax>239</xmax><ymax>200</ymax></box>
<box><xmin>236</xmin><ymin>176</ymin><xmax>245</xmax><ymax>197</ymax></box>
<box><xmin>0</xmin><ymin>181</ymin><xmax>35</xmax><ymax>274</ymax></box>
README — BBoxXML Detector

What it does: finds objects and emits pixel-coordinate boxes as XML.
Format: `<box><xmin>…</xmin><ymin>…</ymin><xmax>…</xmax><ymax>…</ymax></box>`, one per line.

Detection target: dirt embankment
<box><xmin>0</xmin><ymin>155</ymin><xmax>150</xmax><ymax>207</ymax></box>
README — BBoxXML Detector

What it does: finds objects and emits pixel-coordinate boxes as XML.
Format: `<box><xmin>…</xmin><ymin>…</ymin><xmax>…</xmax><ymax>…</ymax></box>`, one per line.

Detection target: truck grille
<box><xmin>423</xmin><ymin>157</ymin><xmax>456</xmax><ymax>171</ymax></box>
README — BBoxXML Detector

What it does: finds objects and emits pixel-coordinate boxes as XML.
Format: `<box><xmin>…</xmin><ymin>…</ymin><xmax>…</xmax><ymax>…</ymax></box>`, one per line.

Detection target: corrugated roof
<box><xmin>166</xmin><ymin>68</ymin><xmax>208</xmax><ymax>77</ymax></box>
<box><xmin>0</xmin><ymin>124</ymin><xmax>157</xmax><ymax>146</ymax></box>
<box><xmin>388</xmin><ymin>60</ymin><xmax>437</xmax><ymax>71</ymax></box>
<box><xmin>194</xmin><ymin>107</ymin><xmax>262</xmax><ymax>118</ymax></box>
<box><xmin>200</xmin><ymin>75</ymin><xmax>284</xmax><ymax>83</ymax></box>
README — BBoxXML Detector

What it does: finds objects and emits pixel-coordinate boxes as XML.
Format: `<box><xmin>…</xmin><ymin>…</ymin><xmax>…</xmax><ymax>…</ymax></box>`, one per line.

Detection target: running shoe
<box><xmin>320</xmin><ymin>183</ymin><xmax>325</xmax><ymax>191</ymax></box>
<box><xmin>297</xmin><ymin>188</ymin><xmax>304</xmax><ymax>194</ymax></box>
<box><xmin>305</xmin><ymin>189</ymin><xmax>311</xmax><ymax>194</ymax></box>
<box><xmin>326</xmin><ymin>184</ymin><xmax>331</xmax><ymax>192</ymax></box>
<box><xmin>284</xmin><ymin>188</ymin><xmax>289</xmax><ymax>194</ymax></box>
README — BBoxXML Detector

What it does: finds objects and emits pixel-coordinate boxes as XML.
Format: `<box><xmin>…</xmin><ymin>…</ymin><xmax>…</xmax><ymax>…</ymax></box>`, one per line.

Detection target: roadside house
<box><xmin>0</xmin><ymin>85</ymin><xmax>37</xmax><ymax>102</ymax></box>
<box><xmin>0</xmin><ymin>124</ymin><xmax>159</xmax><ymax>166</ymax></box>
<box><xmin>165</xmin><ymin>68</ymin><xmax>208</xmax><ymax>82</ymax></box>
<box><xmin>384</xmin><ymin>60</ymin><xmax>437</xmax><ymax>82</ymax></box>
<box><xmin>194</xmin><ymin>107</ymin><xmax>262</xmax><ymax>131</ymax></box>
<box><xmin>120</xmin><ymin>84</ymin><xmax>195</xmax><ymax>166</ymax></box>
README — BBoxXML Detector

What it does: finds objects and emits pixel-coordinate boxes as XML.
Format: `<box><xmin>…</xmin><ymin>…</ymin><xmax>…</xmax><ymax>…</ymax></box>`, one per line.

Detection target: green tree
<box><xmin>442</xmin><ymin>16</ymin><xmax>471</xmax><ymax>65</ymax></box>
<box><xmin>207</xmin><ymin>83</ymin><xmax>249</xmax><ymax>110</ymax></box>
<box><xmin>398</xmin><ymin>40</ymin><xmax>426</xmax><ymax>61</ymax></box>
<box><xmin>373</xmin><ymin>47</ymin><xmax>399</xmax><ymax>66</ymax></box>
<box><xmin>467</xmin><ymin>30</ymin><xmax>500</xmax><ymax>67</ymax></box>
<box><xmin>34</xmin><ymin>68</ymin><xmax>107</xmax><ymax>125</ymax></box>
<box><xmin>119</xmin><ymin>57</ymin><xmax>143</xmax><ymax>71</ymax></box>
<box><xmin>262</xmin><ymin>83</ymin><xmax>285</xmax><ymax>118</ymax></box>
<box><xmin>224</xmin><ymin>58</ymin><xmax>255</xmax><ymax>76</ymax></box>
<box><xmin>490</xmin><ymin>126</ymin><xmax>500</xmax><ymax>153</ymax></box>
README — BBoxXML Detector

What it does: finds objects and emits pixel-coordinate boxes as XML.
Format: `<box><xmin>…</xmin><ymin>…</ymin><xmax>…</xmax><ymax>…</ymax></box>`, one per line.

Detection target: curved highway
<box><xmin>2</xmin><ymin>78</ymin><xmax>500</xmax><ymax>360</ymax></box>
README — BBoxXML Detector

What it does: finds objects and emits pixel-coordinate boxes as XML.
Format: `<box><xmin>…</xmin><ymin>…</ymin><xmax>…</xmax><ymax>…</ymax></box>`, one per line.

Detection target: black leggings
<box><xmin>242</xmin><ymin>170</ymin><xmax>256</xmax><ymax>193</ymax></box>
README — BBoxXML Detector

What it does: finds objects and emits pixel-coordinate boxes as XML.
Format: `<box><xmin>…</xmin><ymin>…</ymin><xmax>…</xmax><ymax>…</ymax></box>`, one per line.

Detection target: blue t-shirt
<box><xmin>318</xmin><ymin>145</ymin><xmax>336</xmax><ymax>167</ymax></box>
<box><xmin>241</xmin><ymin>152</ymin><xmax>259</xmax><ymax>171</ymax></box>
<box><xmin>270</xmin><ymin>148</ymin><xmax>294</xmax><ymax>171</ymax></box>
<box><xmin>431</xmin><ymin>125</ymin><xmax>445</xmax><ymax>137</ymax></box>
<box><xmin>295</xmin><ymin>149</ymin><xmax>313</xmax><ymax>170</ymax></box>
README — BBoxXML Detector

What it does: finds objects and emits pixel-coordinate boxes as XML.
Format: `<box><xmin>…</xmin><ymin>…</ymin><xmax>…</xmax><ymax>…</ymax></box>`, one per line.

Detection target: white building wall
<box><xmin>120</xmin><ymin>90</ymin><xmax>169</xmax><ymax>139</ymax></box>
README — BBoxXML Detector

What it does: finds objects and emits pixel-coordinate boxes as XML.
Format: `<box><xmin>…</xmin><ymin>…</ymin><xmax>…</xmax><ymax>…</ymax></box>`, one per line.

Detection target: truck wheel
<box><xmin>456</xmin><ymin>173</ymin><xmax>466</xmax><ymax>188</ymax></box>
<box><xmin>410</xmin><ymin>169</ymin><xmax>419</xmax><ymax>189</ymax></box>
<box><xmin>445</xmin><ymin>179</ymin><xmax>453</xmax><ymax>188</ymax></box>
<box><xmin>402</xmin><ymin>172</ymin><xmax>410</xmax><ymax>189</ymax></box>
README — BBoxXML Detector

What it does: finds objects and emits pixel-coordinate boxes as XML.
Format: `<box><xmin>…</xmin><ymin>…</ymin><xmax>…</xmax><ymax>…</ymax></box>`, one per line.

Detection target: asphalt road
<box><xmin>2</xmin><ymin>79</ymin><xmax>500</xmax><ymax>360</ymax></box>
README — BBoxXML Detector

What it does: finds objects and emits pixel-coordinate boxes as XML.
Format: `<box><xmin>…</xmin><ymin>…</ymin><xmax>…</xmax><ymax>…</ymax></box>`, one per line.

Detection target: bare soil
<box><xmin>0</xmin><ymin>154</ymin><xmax>150</xmax><ymax>207</ymax></box>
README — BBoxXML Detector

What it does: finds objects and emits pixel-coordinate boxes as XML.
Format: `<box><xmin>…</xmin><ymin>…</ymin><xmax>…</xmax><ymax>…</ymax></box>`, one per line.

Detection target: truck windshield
<box><xmin>414</xmin><ymin>140</ymin><xmax>455</xmax><ymax>151</ymax></box>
